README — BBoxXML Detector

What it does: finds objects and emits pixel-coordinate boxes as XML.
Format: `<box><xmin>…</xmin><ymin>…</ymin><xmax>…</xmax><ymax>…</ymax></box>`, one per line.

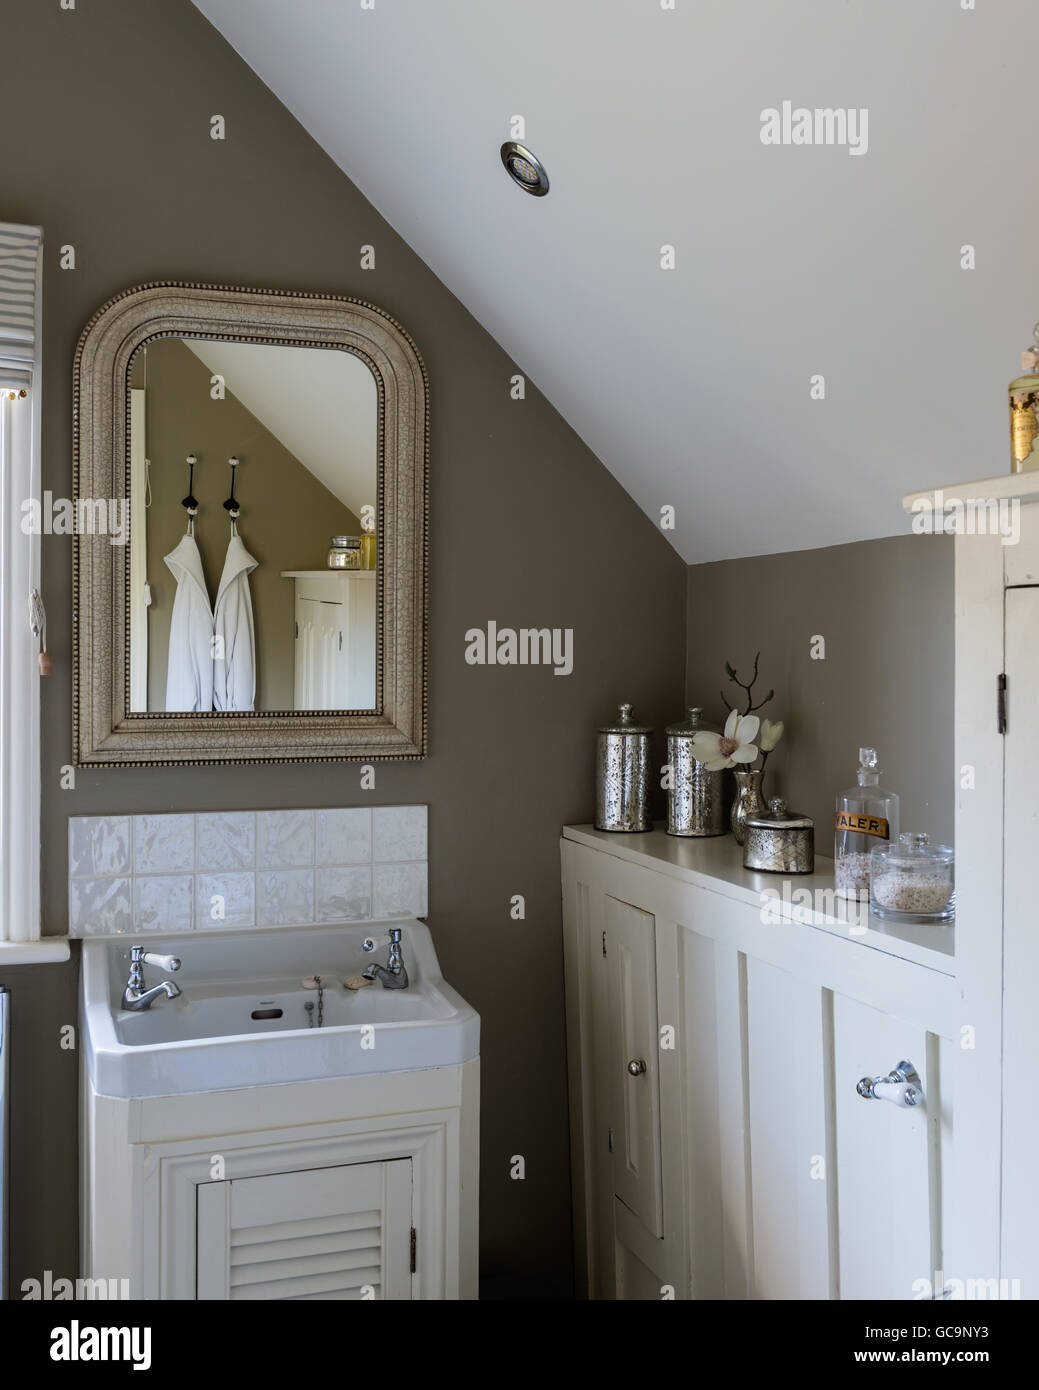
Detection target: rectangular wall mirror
<box><xmin>73</xmin><ymin>282</ymin><xmax>428</xmax><ymax>765</ymax></box>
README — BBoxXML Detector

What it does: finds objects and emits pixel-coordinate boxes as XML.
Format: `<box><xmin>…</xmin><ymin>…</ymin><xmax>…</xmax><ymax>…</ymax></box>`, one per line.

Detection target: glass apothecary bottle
<box><xmin>870</xmin><ymin>832</ymin><xmax>955</xmax><ymax>924</ymax></box>
<box><xmin>834</xmin><ymin>748</ymin><xmax>899</xmax><ymax>901</ymax></box>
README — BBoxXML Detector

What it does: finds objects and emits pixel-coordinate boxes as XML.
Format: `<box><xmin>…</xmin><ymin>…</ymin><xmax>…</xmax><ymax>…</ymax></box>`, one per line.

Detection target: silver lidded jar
<box><xmin>743</xmin><ymin>797</ymin><xmax>815</xmax><ymax>874</ymax></box>
<box><xmin>666</xmin><ymin>707</ymin><xmax>725</xmax><ymax>837</ymax></box>
<box><xmin>595</xmin><ymin>703</ymin><xmax>652</xmax><ymax>833</ymax></box>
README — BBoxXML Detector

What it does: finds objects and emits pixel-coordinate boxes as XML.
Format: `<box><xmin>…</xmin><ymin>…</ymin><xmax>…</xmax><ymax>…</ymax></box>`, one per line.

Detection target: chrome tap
<box><xmin>122</xmin><ymin>946</ymin><xmax>182</xmax><ymax>1011</ymax></box>
<box><xmin>362</xmin><ymin>927</ymin><xmax>409</xmax><ymax>990</ymax></box>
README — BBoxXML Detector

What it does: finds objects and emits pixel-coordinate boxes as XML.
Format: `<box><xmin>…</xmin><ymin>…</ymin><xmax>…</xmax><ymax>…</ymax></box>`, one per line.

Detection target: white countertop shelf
<box><xmin>280</xmin><ymin>569</ymin><xmax>375</xmax><ymax>579</ymax></box>
<box><xmin>562</xmin><ymin>824</ymin><xmax>955</xmax><ymax>978</ymax></box>
<box><xmin>902</xmin><ymin>469</ymin><xmax>1039</xmax><ymax>511</ymax></box>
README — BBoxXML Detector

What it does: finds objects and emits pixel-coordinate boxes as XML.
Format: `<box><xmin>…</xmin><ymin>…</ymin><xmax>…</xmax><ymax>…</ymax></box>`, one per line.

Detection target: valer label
<box><xmin>835</xmin><ymin>811</ymin><xmax>890</xmax><ymax>839</ymax></box>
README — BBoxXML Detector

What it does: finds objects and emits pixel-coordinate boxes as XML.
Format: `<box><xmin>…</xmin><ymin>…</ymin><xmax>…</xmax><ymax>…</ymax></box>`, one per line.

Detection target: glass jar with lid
<box><xmin>869</xmin><ymin>832</ymin><xmax>955</xmax><ymax>924</ymax></box>
<box><xmin>327</xmin><ymin>535</ymin><xmax>361</xmax><ymax>569</ymax></box>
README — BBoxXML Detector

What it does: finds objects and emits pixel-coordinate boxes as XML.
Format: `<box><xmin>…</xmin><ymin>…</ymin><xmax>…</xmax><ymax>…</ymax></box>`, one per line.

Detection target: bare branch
<box><xmin>724</xmin><ymin>653</ymin><xmax>773</xmax><ymax>715</ymax></box>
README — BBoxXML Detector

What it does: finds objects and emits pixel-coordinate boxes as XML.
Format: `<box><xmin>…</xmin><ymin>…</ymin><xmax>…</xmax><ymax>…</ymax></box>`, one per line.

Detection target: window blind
<box><xmin>0</xmin><ymin>222</ymin><xmax>42</xmax><ymax>943</ymax></box>
<box><xmin>0</xmin><ymin>222</ymin><xmax>42</xmax><ymax>390</ymax></box>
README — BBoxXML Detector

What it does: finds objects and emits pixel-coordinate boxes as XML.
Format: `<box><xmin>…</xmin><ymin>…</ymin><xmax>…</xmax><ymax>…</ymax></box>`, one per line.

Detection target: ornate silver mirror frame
<box><xmin>73</xmin><ymin>282</ymin><xmax>428</xmax><ymax>765</ymax></box>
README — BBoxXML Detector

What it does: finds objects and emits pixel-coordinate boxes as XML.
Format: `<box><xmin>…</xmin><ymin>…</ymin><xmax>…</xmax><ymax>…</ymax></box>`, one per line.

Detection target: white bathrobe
<box><xmin>164</xmin><ymin>534</ymin><xmax>215</xmax><ymax>713</ymax></box>
<box><xmin>213</xmin><ymin>532</ymin><xmax>259</xmax><ymax>711</ymax></box>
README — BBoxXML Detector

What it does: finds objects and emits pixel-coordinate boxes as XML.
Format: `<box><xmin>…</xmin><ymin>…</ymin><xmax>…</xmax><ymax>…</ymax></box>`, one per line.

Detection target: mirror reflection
<box><xmin>128</xmin><ymin>338</ymin><xmax>378</xmax><ymax>713</ymax></box>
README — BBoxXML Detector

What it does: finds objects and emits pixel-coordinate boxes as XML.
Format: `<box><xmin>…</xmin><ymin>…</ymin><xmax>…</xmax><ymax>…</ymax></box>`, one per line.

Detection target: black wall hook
<box><xmin>181</xmin><ymin>453</ymin><xmax>199</xmax><ymax>515</ymax></box>
<box><xmin>223</xmin><ymin>456</ymin><xmax>241</xmax><ymax>519</ymax></box>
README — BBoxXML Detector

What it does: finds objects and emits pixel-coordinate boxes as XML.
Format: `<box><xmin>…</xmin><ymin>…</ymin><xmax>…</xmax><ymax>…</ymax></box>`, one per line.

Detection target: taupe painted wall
<box><xmin>140</xmin><ymin>338</ymin><xmax>360</xmax><ymax>711</ymax></box>
<box><xmin>686</xmin><ymin>534</ymin><xmax>954</xmax><ymax>847</ymax></box>
<box><xmin>0</xmin><ymin>0</ymin><xmax>687</xmax><ymax>1296</ymax></box>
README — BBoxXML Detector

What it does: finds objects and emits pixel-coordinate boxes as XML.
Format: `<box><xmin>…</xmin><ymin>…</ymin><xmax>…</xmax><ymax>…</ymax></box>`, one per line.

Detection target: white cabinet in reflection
<box><xmin>281</xmin><ymin>571</ymin><xmax>376</xmax><ymax>710</ymax></box>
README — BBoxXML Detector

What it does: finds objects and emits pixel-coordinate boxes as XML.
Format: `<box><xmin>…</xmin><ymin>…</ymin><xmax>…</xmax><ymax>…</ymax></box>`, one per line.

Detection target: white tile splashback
<box><xmin>68</xmin><ymin>807</ymin><xmax>427</xmax><ymax>937</ymax></box>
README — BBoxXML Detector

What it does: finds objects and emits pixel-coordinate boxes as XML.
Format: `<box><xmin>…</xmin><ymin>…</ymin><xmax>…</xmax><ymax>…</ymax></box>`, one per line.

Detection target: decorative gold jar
<box><xmin>1009</xmin><ymin>326</ymin><xmax>1039</xmax><ymax>473</ymax></box>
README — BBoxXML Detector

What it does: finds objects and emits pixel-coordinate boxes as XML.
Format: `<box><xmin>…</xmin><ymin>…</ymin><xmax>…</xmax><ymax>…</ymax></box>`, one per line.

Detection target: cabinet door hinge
<box><xmin>608</xmin><ymin>1126</ymin><xmax>614</xmax><ymax>1153</ymax></box>
<box><xmin>410</xmin><ymin>1226</ymin><xmax>417</xmax><ymax>1274</ymax></box>
<box><xmin>998</xmin><ymin>673</ymin><xmax>1008</xmax><ymax>735</ymax></box>
<box><xmin>601</xmin><ymin>930</ymin><xmax>607</xmax><ymax>958</ymax></box>
<box><xmin>294</xmin><ymin>620</ymin><xmax>299</xmax><ymax>640</ymax></box>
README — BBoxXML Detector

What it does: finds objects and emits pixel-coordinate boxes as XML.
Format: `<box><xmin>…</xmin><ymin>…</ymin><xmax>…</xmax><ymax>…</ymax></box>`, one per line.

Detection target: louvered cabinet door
<box><xmin>196</xmin><ymin>1159</ymin><xmax>413</xmax><ymax>1300</ymax></box>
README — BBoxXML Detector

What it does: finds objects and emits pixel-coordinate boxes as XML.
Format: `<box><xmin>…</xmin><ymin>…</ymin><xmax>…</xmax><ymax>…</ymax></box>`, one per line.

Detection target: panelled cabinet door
<box><xmin>295</xmin><ymin>596</ymin><xmax>341</xmax><ymax>711</ymax></box>
<box><xmin>744</xmin><ymin>959</ymin><xmax>830</xmax><ymax>1300</ymax></box>
<box><xmin>833</xmin><ymin>996</ymin><xmax>938</xmax><ymax>1300</ymax></box>
<box><xmin>292</xmin><ymin>578</ymin><xmax>376</xmax><ymax>710</ymax></box>
<box><xmin>604</xmin><ymin>896</ymin><xmax>664</xmax><ymax>1238</ymax></box>
<box><xmin>196</xmin><ymin>1158</ymin><xmax>413</xmax><ymax>1300</ymax></box>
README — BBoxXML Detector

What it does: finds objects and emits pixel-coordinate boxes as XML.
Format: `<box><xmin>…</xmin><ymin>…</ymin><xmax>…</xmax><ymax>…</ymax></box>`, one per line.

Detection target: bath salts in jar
<box><xmin>869</xmin><ymin>832</ymin><xmax>954</xmax><ymax>924</ymax></box>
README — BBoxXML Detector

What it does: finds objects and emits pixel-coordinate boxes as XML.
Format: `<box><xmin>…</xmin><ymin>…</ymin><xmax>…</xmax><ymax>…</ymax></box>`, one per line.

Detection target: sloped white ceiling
<box><xmin>182</xmin><ymin>340</ymin><xmax>376</xmax><ymax>517</ymax></box>
<box><xmin>193</xmin><ymin>0</ymin><xmax>1038</xmax><ymax>562</ymax></box>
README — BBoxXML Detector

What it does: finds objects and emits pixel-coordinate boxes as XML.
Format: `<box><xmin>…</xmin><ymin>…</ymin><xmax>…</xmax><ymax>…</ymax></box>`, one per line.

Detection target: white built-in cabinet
<box><xmin>561</xmin><ymin>830</ymin><xmax>957</xmax><ymax>1301</ymax></box>
<box><xmin>281</xmin><ymin>570</ymin><xmax>375</xmax><ymax>710</ymax></box>
<box><xmin>902</xmin><ymin>472</ymin><xmax>1039</xmax><ymax>1301</ymax></box>
<box><xmin>565</xmin><ymin>472</ymin><xmax>1039</xmax><ymax>1303</ymax></box>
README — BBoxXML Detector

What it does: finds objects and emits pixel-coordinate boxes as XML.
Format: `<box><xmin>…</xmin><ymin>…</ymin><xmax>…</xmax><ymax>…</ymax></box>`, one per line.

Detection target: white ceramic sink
<box><xmin>81</xmin><ymin>921</ymin><xmax>479</xmax><ymax>1098</ymax></box>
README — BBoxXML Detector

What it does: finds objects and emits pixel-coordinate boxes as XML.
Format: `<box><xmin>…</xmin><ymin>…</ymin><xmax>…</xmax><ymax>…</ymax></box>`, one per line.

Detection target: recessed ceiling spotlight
<box><xmin>500</xmin><ymin>142</ymin><xmax>549</xmax><ymax>196</ymax></box>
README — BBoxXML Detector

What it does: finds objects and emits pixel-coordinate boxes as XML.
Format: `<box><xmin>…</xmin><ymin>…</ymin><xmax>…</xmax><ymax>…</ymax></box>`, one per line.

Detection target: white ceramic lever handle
<box><xmin>871</xmin><ymin>1080</ymin><xmax>918</xmax><ymax>1107</ymax></box>
<box><xmin>857</xmin><ymin>1059</ymin><xmax>924</xmax><ymax>1108</ymax></box>
<box><xmin>140</xmin><ymin>951</ymin><xmax>180</xmax><ymax>973</ymax></box>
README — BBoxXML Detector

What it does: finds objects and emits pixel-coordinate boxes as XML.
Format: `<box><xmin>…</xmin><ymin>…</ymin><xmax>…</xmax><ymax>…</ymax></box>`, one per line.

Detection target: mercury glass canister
<box><xmin>595</xmin><ymin>704</ymin><xmax>652</xmax><ymax>833</ymax></box>
<box><xmin>666</xmin><ymin>707</ymin><xmax>725</xmax><ymax>837</ymax></box>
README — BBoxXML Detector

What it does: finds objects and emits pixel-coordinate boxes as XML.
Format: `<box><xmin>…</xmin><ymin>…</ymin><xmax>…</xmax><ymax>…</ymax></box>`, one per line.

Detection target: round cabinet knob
<box><xmin>627</xmin><ymin>1059</ymin><xmax>647</xmax><ymax>1077</ymax></box>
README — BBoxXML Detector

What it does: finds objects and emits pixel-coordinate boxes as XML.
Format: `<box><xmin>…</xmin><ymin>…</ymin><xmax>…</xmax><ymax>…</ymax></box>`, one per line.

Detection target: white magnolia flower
<box><xmin>759</xmin><ymin>719</ymin><xmax>785</xmax><ymax>752</ymax></box>
<box><xmin>691</xmin><ymin>710</ymin><xmax>760</xmax><ymax>771</ymax></box>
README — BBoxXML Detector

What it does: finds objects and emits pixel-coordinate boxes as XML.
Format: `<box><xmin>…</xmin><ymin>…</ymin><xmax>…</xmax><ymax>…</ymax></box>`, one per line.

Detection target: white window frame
<box><xmin>0</xmin><ymin>223</ymin><xmax>43</xmax><ymax>948</ymax></box>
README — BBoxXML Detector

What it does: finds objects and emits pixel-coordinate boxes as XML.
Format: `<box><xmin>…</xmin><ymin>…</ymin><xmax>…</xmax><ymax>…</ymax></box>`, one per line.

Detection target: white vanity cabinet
<box><xmin>83</xmin><ymin>1062</ymin><xmax>479</xmax><ymax>1301</ymax></box>
<box><xmin>561</xmin><ymin>828</ymin><xmax>957</xmax><ymax>1301</ymax></box>
<box><xmin>79</xmin><ymin>922</ymin><xmax>480</xmax><ymax>1301</ymax></box>
<box><xmin>281</xmin><ymin>570</ymin><xmax>376</xmax><ymax>710</ymax></box>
